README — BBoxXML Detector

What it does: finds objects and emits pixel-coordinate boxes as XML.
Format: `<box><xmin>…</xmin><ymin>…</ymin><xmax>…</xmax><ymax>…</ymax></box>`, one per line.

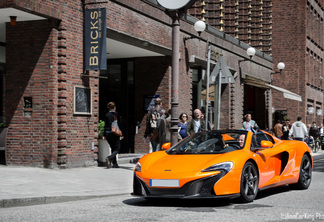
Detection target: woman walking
<box><xmin>104</xmin><ymin>102</ymin><xmax>123</xmax><ymax>168</ymax></box>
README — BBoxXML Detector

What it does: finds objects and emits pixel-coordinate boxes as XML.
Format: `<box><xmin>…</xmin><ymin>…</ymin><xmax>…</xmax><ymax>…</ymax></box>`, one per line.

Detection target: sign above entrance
<box><xmin>84</xmin><ymin>8</ymin><xmax>107</xmax><ymax>70</ymax></box>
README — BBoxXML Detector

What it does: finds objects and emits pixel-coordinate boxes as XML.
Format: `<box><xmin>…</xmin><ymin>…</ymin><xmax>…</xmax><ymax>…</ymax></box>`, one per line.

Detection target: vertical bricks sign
<box><xmin>84</xmin><ymin>8</ymin><xmax>107</xmax><ymax>70</ymax></box>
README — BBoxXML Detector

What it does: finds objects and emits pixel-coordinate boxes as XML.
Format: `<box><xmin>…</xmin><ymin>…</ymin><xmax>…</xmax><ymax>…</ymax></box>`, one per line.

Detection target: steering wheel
<box><xmin>230</xmin><ymin>144</ymin><xmax>241</xmax><ymax>150</ymax></box>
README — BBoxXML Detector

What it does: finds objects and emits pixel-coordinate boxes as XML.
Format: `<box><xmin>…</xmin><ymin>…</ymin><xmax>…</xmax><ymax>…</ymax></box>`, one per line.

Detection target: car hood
<box><xmin>140</xmin><ymin>150</ymin><xmax>242</xmax><ymax>176</ymax></box>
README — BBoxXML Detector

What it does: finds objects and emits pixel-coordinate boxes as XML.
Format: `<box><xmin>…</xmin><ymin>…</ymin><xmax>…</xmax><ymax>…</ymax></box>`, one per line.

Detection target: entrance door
<box><xmin>99</xmin><ymin>59</ymin><xmax>134</xmax><ymax>153</ymax></box>
<box><xmin>244</xmin><ymin>85</ymin><xmax>268</xmax><ymax>129</ymax></box>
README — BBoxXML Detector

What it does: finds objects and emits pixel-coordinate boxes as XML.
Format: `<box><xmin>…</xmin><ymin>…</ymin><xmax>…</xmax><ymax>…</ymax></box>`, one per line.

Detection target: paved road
<box><xmin>0</xmin><ymin>153</ymin><xmax>323</xmax><ymax>221</ymax></box>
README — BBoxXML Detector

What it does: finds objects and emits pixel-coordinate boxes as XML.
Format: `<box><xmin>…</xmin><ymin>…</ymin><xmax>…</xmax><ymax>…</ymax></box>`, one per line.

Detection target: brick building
<box><xmin>272</xmin><ymin>0</ymin><xmax>324</xmax><ymax>126</ymax></box>
<box><xmin>190</xmin><ymin>0</ymin><xmax>324</xmax><ymax>125</ymax></box>
<box><xmin>0</xmin><ymin>0</ymin><xmax>274</xmax><ymax>168</ymax></box>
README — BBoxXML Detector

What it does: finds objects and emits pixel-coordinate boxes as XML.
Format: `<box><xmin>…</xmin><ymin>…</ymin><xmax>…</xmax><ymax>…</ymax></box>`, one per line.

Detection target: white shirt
<box><xmin>195</xmin><ymin>119</ymin><xmax>200</xmax><ymax>133</ymax></box>
<box><xmin>246</xmin><ymin>121</ymin><xmax>252</xmax><ymax>132</ymax></box>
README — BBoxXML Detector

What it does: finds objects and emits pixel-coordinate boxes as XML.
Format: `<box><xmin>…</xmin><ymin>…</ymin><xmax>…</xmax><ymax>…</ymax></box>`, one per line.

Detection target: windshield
<box><xmin>167</xmin><ymin>130</ymin><xmax>248</xmax><ymax>154</ymax></box>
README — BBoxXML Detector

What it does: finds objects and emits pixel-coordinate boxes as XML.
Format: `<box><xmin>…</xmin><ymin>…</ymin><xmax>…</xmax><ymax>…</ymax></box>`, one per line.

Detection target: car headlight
<box><xmin>135</xmin><ymin>162</ymin><xmax>141</xmax><ymax>172</ymax></box>
<box><xmin>202</xmin><ymin>161</ymin><xmax>233</xmax><ymax>173</ymax></box>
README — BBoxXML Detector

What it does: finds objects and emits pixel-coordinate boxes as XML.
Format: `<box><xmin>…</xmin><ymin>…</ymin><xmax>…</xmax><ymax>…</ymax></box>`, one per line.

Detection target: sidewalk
<box><xmin>0</xmin><ymin>154</ymin><xmax>144</xmax><ymax>208</ymax></box>
<box><xmin>1</xmin><ymin>151</ymin><xmax>323</xmax><ymax>208</ymax></box>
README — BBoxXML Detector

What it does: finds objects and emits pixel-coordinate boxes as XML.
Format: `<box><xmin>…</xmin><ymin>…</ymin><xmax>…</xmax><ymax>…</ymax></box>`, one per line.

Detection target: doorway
<box><xmin>244</xmin><ymin>85</ymin><xmax>268</xmax><ymax>129</ymax></box>
<box><xmin>99</xmin><ymin>59</ymin><xmax>135</xmax><ymax>153</ymax></box>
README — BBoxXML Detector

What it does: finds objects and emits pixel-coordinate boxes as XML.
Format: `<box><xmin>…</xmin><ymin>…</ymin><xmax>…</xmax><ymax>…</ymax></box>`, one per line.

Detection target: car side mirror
<box><xmin>261</xmin><ymin>141</ymin><xmax>273</xmax><ymax>148</ymax></box>
<box><xmin>161</xmin><ymin>142</ymin><xmax>171</xmax><ymax>150</ymax></box>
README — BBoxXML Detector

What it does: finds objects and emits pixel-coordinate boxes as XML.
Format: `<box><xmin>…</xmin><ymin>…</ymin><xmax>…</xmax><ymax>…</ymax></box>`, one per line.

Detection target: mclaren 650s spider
<box><xmin>132</xmin><ymin>130</ymin><xmax>312</xmax><ymax>202</ymax></box>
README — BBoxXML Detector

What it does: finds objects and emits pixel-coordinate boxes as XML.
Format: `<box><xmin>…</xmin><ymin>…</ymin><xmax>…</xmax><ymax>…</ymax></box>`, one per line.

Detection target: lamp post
<box><xmin>271</xmin><ymin>62</ymin><xmax>285</xmax><ymax>84</ymax></box>
<box><xmin>238</xmin><ymin>47</ymin><xmax>256</xmax><ymax>84</ymax></box>
<box><xmin>170</xmin><ymin>11</ymin><xmax>182</xmax><ymax>146</ymax></box>
<box><xmin>157</xmin><ymin>0</ymin><xmax>197</xmax><ymax>146</ymax></box>
<box><xmin>184</xmin><ymin>20</ymin><xmax>210</xmax><ymax>130</ymax></box>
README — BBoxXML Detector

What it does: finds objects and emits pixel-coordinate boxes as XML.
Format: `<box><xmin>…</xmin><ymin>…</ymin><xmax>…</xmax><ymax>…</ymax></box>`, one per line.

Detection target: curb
<box><xmin>0</xmin><ymin>193</ymin><xmax>130</xmax><ymax>208</ymax></box>
<box><xmin>97</xmin><ymin>155</ymin><xmax>142</xmax><ymax>166</ymax></box>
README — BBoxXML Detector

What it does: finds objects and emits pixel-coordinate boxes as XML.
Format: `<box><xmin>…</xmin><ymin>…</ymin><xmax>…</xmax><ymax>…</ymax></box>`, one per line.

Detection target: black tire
<box><xmin>292</xmin><ymin>154</ymin><xmax>312</xmax><ymax>190</ymax></box>
<box><xmin>239</xmin><ymin>162</ymin><xmax>259</xmax><ymax>203</ymax></box>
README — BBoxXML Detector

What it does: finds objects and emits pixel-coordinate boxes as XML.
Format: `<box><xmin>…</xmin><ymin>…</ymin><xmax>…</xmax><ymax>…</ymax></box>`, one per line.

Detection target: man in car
<box><xmin>238</xmin><ymin>134</ymin><xmax>246</xmax><ymax>148</ymax></box>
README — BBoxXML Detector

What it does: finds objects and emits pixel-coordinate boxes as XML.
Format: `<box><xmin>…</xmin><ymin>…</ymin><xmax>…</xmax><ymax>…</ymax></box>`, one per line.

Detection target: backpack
<box><xmin>150</xmin><ymin>109</ymin><xmax>161</xmax><ymax>129</ymax></box>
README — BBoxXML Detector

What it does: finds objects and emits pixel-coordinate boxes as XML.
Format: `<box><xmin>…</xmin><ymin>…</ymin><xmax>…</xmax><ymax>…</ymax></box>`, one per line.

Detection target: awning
<box><xmin>265</xmin><ymin>84</ymin><xmax>302</xmax><ymax>102</ymax></box>
<box><xmin>201</xmin><ymin>85</ymin><xmax>215</xmax><ymax>101</ymax></box>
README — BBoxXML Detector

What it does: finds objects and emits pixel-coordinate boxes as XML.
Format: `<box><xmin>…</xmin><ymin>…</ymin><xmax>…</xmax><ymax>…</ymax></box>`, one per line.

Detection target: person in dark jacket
<box><xmin>159</xmin><ymin>109</ymin><xmax>171</xmax><ymax>146</ymax></box>
<box><xmin>144</xmin><ymin>97</ymin><xmax>165</xmax><ymax>152</ymax></box>
<box><xmin>104</xmin><ymin>102</ymin><xmax>123</xmax><ymax>168</ymax></box>
<box><xmin>186</xmin><ymin>109</ymin><xmax>206</xmax><ymax>136</ymax></box>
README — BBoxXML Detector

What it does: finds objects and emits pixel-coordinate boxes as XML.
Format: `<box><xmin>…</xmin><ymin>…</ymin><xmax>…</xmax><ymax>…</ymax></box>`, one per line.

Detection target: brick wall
<box><xmin>272</xmin><ymin>0</ymin><xmax>324</xmax><ymax>125</ymax></box>
<box><xmin>5</xmin><ymin>20</ymin><xmax>58</xmax><ymax>167</ymax></box>
<box><xmin>5</xmin><ymin>0</ymin><xmax>99</xmax><ymax>168</ymax></box>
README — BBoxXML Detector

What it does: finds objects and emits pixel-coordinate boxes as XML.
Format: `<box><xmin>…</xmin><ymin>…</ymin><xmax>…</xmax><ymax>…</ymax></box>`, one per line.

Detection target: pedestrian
<box><xmin>201</xmin><ymin>110</ymin><xmax>212</xmax><ymax>130</ymax></box>
<box><xmin>282</xmin><ymin>119</ymin><xmax>291</xmax><ymax>140</ymax></box>
<box><xmin>104</xmin><ymin>102</ymin><xmax>123</xmax><ymax>168</ymax></box>
<box><xmin>273</xmin><ymin>119</ymin><xmax>283</xmax><ymax>139</ymax></box>
<box><xmin>159</xmin><ymin>109</ymin><xmax>171</xmax><ymax>146</ymax></box>
<box><xmin>320</xmin><ymin>124</ymin><xmax>324</xmax><ymax>149</ymax></box>
<box><xmin>178</xmin><ymin>112</ymin><xmax>188</xmax><ymax>139</ymax></box>
<box><xmin>320</xmin><ymin>123</ymin><xmax>324</xmax><ymax>136</ymax></box>
<box><xmin>242</xmin><ymin>113</ymin><xmax>259</xmax><ymax>132</ymax></box>
<box><xmin>144</xmin><ymin>97</ymin><xmax>165</xmax><ymax>152</ymax></box>
<box><xmin>309</xmin><ymin>121</ymin><xmax>319</xmax><ymax>141</ymax></box>
<box><xmin>186</xmin><ymin>109</ymin><xmax>206</xmax><ymax>136</ymax></box>
<box><xmin>289</xmin><ymin>117</ymin><xmax>308</xmax><ymax>141</ymax></box>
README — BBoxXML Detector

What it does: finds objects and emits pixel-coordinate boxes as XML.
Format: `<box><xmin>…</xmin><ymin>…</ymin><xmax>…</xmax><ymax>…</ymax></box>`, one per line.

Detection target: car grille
<box><xmin>133</xmin><ymin>171</ymin><xmax>226</xmax><ymax>198</ymax></box>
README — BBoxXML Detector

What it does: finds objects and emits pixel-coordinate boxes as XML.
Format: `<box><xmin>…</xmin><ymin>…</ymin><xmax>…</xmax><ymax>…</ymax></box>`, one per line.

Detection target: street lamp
<box><xmin>238</xmin><ymin>47</ymin><xmax>256</xmax><ymax>84</ymax></box>
<box><xmin>156</xmin><ymin>0</ymin><xmax>197</xmax><ymax>146</ymax></box>
<box><xmin>184</xmin><ymin>20</ymin><xmax>206</xmax><ymax>40</ymax></box>
<box><xmin>184</xmin><ymin>20</ymin><xmax>211</xmax><ymax>130</ymax></box>
<box><xmin>272</xmin><ymin>62</ymin><xmax>285</xmax><ymax>74</ymax></box>
<box><xmin>194</xmin><ymin>20</ymin><xmax>206</xmax><ymax>36</ymax></box>
<box><xmin>246</xmin><ymin>47</ymin><xmax>256</xmax><ymax>59</ymax></box>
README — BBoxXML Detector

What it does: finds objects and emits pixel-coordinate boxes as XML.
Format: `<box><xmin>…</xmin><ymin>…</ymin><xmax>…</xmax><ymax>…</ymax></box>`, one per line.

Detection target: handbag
<box><xmin>111</xmin><ymin>114</ymin><xmax>123</xmax><ymax>137</ymax></box>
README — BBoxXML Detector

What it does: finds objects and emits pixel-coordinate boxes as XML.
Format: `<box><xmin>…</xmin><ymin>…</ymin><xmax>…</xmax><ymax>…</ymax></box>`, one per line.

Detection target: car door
<box><xmin>252</xmin><ymin>132</ymin><xmax>285</xmax><ymax>188</ymax></box>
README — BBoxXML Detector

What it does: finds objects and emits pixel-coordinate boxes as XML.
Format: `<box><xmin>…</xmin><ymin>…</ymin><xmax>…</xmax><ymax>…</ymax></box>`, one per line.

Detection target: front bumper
<box><xmin>132</xmin><ymin>170</ymin><xmax>240</xmax><ymax>199</ymax></box>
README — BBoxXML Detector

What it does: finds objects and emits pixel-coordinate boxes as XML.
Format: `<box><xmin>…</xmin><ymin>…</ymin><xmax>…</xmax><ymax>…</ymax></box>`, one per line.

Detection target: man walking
<box><xmin>289</xmin><ymin>117</ymin><xmax>308</xmax><ymax>141</ymax></box>
<box><xmin>145</xmin><ymin>97</ymin><xmax>165</xmax><ymax>152</ymax></box>
<box><xmin>186</xmin><ymin>109</ymin><xmax>206</xmax><ymax>136</ymax></box>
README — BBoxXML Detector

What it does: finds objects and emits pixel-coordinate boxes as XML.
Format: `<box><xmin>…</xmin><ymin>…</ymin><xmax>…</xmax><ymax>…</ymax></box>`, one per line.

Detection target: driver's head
<box><xmin>238</xmin><ymin>134</ymin><xmax>246</xmax><ymax>148</ymax></box>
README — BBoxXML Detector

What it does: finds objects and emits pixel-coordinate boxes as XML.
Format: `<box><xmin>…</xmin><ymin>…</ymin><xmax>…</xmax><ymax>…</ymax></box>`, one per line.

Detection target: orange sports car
<box><xmin>132</xmin><ymin>130</ymin><xmax>313</xmax><ymax>202</ymax></box>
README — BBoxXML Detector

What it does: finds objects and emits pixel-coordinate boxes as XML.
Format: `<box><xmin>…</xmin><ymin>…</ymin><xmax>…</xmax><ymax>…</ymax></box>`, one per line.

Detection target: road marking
<box><xmin>313</xmin><ymin>157</ymin><xmax>324</xmax><ymax>162</ymax></box>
